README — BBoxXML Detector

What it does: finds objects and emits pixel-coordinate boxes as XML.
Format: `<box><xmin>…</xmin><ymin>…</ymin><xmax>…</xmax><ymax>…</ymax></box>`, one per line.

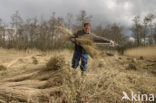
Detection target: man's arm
<box><xmin>70</xmin><ymin>32</ymin><xmax>78</xmax><ymax>44</ymax></box>
<box><xmin>90</xmin><ymin>33</ymin><xmax>111</xmax><ymax>43</ymax></box>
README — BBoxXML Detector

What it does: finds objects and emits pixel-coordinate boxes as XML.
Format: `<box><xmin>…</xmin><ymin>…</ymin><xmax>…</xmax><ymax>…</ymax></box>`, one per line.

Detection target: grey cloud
<box><xmin>0</xmin><ymin>0</ymin><xmax>156</xmax><ymax>29</ymax></box>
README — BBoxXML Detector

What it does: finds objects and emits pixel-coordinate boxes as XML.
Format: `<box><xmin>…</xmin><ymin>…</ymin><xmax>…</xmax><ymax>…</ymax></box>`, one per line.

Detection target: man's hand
<box><xmin>110</xmin><ymin>40</ymin><xmax>115</xmax><ymax>45</ymax></box>
<box><xmin>76</xmin><ymin>41</ymin><xmax>81</xmax><ymax>45</ymax></box>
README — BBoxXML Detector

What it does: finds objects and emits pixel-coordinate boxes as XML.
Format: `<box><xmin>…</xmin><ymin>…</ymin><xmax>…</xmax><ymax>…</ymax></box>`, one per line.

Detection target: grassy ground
<box><xmin>0</xmin><ymin>47</ymin><xmax>156</xmax><ymax>103</ymax></box>
<box><xmin>125</xmin><ymin>46</ymin><xmax>156</xmax><ymax>59</ymax></box>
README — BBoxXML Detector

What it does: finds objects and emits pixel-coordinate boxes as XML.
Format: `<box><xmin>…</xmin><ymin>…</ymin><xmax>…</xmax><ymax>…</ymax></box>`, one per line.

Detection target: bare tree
<box><xmin>110</xmin><ymin>24</ymin><xmax>124</xmax><ymax>44</ymax></box>
<box><xmin>153</xmin><ymin>23</ymin><xmax>156</xmax><ymax>43</ymax></box>
<box><xmin>77</xmin><ymin>10</ymin><xmax>92</xmax><ymax>26</ymax></box>
<box><xmin>28</xmin><ymin>18</ymin><xmax>39</xmax><ymax>48</ymax></box>
<box><xmin>146</xmin><ymin>14</ymin><xmax>155</xmax><ymax>44</ymax></box>
<box><xmin>9</xmin><ymin>11</ymin><xmax>24</xmax><ymax>49</ymax></box>
<box><xmin>0</xmin><ymin>19</ymin><xmax>5</xmax><ymax>46</ymax></box>
<box><xmin>65</xmin><ymin>13</ymin><xmax>73</xmax><ymax>30</ymax></box>
<box><xmin>131</xmin><ymin>16</ymin><xmax>143</xmax><ymax>46</ymax></box>
<box><xmin>93</xmin><ymin>24</ymin><xmax>104</xmax><ymax>36</ymax></box>
<box><xmin>93</xmin><ymin>24</ymin><xmax>124</xmax><ymax>45</ymax></box>
<box><xmin>142</xmin><ymin>16</ymin><xmax>149</xmax><ymax>45</ymax></box>
<box><xmin>73</xmin><ymin>10</ymin><xmax>92</xmax><ymax>31</ymax></box>
<box><xmin>0</xmin><ymin>18</ymin><xmax>2</xmax><ymax>27</ymax></box>
<box><xmin>10</xmin><ymin>11</ymin><xmax>23</xmax><ymax>29</ymax></box>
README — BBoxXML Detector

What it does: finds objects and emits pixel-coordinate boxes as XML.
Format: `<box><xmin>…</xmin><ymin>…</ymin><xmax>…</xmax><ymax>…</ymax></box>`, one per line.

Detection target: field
<box><xmin>0</xmin><ymin>47</ymin><xmax>156</xmax><ymax>103</ymax></box>
<box><xmin>125</xmin><ymin>46</ymin><xmax>156</xmax><ymax>59</ymax></box>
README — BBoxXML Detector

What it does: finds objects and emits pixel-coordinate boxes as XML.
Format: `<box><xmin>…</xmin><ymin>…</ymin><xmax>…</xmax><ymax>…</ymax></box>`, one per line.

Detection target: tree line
<box><xmin>0</xmin><ymin>10</ymin><xmax>156</xmax><ymax>51</ymax></box>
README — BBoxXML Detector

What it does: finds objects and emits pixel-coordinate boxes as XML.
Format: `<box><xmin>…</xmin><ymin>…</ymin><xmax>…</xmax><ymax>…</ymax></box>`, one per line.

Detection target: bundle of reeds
<box><xmin>54</xmin><ymin>26</ymin><xmax>72</xmax><ymax>35</ymax></box>
<box><xmin>55</xmin><ymin>26</ymin><xmax>99</xmax><ymax>58</ymax></box>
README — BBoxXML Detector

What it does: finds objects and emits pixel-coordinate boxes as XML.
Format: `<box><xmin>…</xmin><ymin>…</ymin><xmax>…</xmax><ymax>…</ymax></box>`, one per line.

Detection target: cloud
<box><xmin>0</xmin><ymin>0</ymin><xmax>155</xmax><ymax>29</ymax></box>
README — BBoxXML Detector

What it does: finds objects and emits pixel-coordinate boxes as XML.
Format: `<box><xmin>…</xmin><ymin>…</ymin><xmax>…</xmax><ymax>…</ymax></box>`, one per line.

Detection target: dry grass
<box><xmin>125</xmin><ymin>46</ymin><xmax>156</xmax><ymax>58</ymax></box>
<box><xmin>54</xmin><ymin>26</ymin><xmax>72</xmax><ymax>35</ymax></box>
<box><xmin>46</xmin><ymin>56</ymin><xmax>65</xmax><ymax>71</ymax></box>
<box><xmin>0</xmin><ymin>47</ymin><xmax>156</xmax><ymax>103</ymax></box>
<box><xmin>0</xmin><ymin>26</ymin><xmax>155</xmax><ymax>102</ymax></box>
<box><xmin>32</xmin><ymin>57</ymin><xmax>38</xmax><ymax>64</ymax></box>
<box><xmin>0</xmin><ymin>65</ymin><xmax>7</xmax><ymax>71</ymax></box>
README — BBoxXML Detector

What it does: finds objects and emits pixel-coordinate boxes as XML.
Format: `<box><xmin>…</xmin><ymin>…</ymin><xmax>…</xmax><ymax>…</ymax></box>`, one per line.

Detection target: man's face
<box><xmin>83</xmin><ymin>24</ymin><xmax>90</xmax><ymax>33</ymax></box>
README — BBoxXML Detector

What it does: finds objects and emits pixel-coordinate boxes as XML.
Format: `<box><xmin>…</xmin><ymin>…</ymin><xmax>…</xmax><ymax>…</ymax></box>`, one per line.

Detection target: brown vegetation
<box><xmin>0</xmin><ymin>48</ymin><xmax>155</xmax><ymax>103</ymax></box>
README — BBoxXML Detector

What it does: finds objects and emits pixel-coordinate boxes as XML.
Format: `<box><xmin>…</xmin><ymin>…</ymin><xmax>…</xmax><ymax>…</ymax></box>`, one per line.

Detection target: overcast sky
<box><xmin>0</xmin><ymin>0</ymin><xmax>156</xmax><ymax>31</ymax></box>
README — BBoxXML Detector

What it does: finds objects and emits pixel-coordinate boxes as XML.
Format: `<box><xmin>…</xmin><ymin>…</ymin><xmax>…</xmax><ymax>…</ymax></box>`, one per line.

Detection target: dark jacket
<box><xmin>70</xmin><ymin>29</ymin><xmax>110</xmax><ymax>54</ymax></box>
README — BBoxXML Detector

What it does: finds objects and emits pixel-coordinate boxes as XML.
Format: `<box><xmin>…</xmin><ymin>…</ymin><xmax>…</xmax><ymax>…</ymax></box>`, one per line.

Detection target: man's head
<box><xmin>83</xmin><ymin>22</ymin><xmax>90</xmax><ymax>33</ymax></box>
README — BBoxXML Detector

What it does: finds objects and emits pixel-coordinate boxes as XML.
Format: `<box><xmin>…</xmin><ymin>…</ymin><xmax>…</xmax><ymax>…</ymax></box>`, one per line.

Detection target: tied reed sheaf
<box><xmin>55</xmin><ymin>26</ymin><xmax>98</xmax><ymax>58</ymax></box>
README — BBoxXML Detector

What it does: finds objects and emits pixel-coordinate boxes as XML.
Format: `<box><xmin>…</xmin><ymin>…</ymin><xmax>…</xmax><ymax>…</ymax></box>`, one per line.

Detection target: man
<box><xmin>70</xmin><ymin>23</ymin><xmax>114</xmax><ymax>76</ymax></box>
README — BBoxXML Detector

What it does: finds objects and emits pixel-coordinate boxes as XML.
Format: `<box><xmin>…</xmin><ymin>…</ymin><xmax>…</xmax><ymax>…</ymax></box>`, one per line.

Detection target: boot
<box><xmin>81</xmin><ymin>71</ymin><xmax>87</xmax><ymax>77</ymax></box>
